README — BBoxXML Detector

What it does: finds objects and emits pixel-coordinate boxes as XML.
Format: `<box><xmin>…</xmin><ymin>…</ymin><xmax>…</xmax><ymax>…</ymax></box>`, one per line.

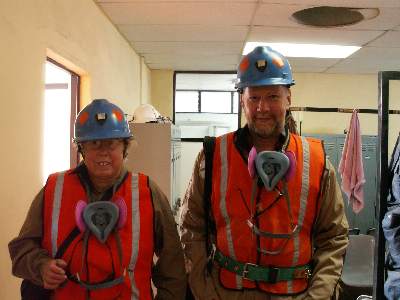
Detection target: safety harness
<box><xmin>213</xmin><ymin>249</ymin><xmax>311</xmax><ymax>283</ymax></box>
<box><xmin>68</xmin><ymin>171</ymin><xmax>129</xmax><ymax>293</ymax></box>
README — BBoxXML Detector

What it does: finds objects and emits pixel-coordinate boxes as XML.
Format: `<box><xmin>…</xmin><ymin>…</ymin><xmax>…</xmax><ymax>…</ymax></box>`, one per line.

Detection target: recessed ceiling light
<box><xmin>243</xmin><ymin>42</ymin><xmax>361</xmax><ymax>59</ymax></box>
<box><xmin>291</xmin><ymin>6</ymin><xmax>379</xmax><ymax>27</ymax></box>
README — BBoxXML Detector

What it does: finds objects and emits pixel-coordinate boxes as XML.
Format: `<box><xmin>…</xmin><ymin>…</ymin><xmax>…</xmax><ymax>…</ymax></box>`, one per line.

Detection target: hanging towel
<box><xmin>338</xmin><ymin>109</ymin><xmax>365</xmax><ymax>213</ymax></box>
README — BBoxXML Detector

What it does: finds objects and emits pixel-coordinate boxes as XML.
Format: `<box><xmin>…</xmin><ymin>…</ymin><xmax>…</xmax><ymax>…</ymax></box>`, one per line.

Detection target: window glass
<box><xmin>201</xmin><ymin>92</ymin><xmax>231</xmax><ymax>113</ymax></box>
<box><xmin>233</xmin><ymin>92</ymin><xmax>239</xmax><ymax>113</ymax></box>
<box><xmin>175</xmin><ymin>91</ymin><xmax>198</xmax><ymax>112</ymax></box>
<box><xmin>43</xmin><ymin>60</ymin><xmax>79</xmax><ymax>183</ymax></box>
<box><xmin>43</xmin><ymin>62</ymin><xmax>71</xmax><ymax>183</ymax></box>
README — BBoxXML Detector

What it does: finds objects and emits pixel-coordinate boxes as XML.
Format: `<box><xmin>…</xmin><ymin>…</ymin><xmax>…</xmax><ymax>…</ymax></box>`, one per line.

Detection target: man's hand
<box><xmin>40</xmin><ymin>259</ymin><xmax>67</xmax><ymax>289</ymax></box>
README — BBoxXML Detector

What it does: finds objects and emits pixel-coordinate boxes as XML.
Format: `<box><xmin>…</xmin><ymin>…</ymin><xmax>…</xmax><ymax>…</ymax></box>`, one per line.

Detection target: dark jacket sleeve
<box><xmin>8</xmin><ymin>188</ymin><xmax>52</xmax><ymax>286</ymax></box>
<box><xmin>179</xmin><ymin>151</ymin><xmax>221</xmax><ymax>299</ymax></box>
<box><xmin>149</xmin><ymin>179</ymin><xmax>187</xmax><ymax>300</ymax></box>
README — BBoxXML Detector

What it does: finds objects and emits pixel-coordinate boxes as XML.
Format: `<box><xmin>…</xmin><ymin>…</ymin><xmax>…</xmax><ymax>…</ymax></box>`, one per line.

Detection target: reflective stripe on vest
<box><xmin>219</xmin><ymin>134</ymin><xmax>243</xmax><ymax>289</ymax></box>
<box><xmin>288</xmin><ymin>136</ymin><xmax>310</xmax><ymax>293</ymax></box>
<box><xmin>51</xmin><ymin>171</ymin><xmax>66</xmax><ymax>257</ymax></box>
<box><xmin>129</xmin><ymin>173</ymin><xmax>140</xmax><ymax>300</ymax></box>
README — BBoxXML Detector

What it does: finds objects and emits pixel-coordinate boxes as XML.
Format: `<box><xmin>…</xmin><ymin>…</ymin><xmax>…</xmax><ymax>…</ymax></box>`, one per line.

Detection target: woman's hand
<box><xmin>40</xmin><ymin>259</ymin><xmax>67</xmax><ymax>289</ymax></box>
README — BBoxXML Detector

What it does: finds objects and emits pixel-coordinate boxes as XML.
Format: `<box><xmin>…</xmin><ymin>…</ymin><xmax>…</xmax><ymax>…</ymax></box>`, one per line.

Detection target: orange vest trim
<box><xmin>42</xmin><ymin>170</ymin><xmax>154</xmax><ymax>300</ymax></box>
<box><xmin>211</xmin><ymin>132</ymin><xmax>325</xmax><ymax>295</ymax></box>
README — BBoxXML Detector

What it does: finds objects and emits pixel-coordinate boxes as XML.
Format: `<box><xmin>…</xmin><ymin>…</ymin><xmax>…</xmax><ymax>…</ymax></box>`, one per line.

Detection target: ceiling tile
<box><xmin>254</xmin><ymin>4</ymin><xmax>305</xmax><ymax>27</ymax></box>
<box><xmin>119</xmin><ymin>24</ymin><xmax>248</xmax><ymax>42</ymax></box>
<box><xmin>254</xmin><ymin>4</ymin><xmax>400</xmax><ymax>30</ymax></box>
<box><xmin>97</xmin><ymin>0</ymin><xmax>257</xmax><ymax>2</ymax></box>
<box><xmin>260</xmin><ymin>0</ymin><xmax>400</xmax><ymax>7</ymax></box>
<box><xmin>369</xmin><ymin>31</ymin><xmax>400</xmax><ymax>47</ymax></box>
<box><xmin>292</xmin><ymin>66</ymin><xmax>331</xmax><ymax>73</ymax></box>
<box><xmin>348</xmin><ymin>46</ymin><xmax>400</xmax><ymax>60</ymax></box>
<box><xmin>326</xmin><ymin>47</ymin><xmax>400</xmax><ymax>73</ymax></box>
<box><xmin>98</xmin><ymin>2</ymin><xmax>255</xmax><ymax>25</ymax></box>
<box><xmin>131</xmin><ymin>41</ymin><xmax>243</xmax><ymax>55</ymax></box>
<box><xmin>290</xmin><ymin>57</ymin><xmax>342</xmax><ymax>68</ymax></box>
<box><xmin>326</xmin><ymin>58</ymin><xmax>400</xmax><ymax>74</ymax></box>
<box><xmin>144</xmin><ymin>53</ymin><xmax>240</xmax><ymax>65</ymax></box>
<box><xmin>347</xmin><ymin>8</ymin><xmax>400</xmax><ymax>30</ymax></box>
<box><xmin>148</xmin><ymin>62</ymin><xmax>238</xmax><ymax>71</ymax></box>
<box><xmin>248</xmin><ymin>26</ymin><xmax>383</xmax><ymax>46</ymax></box>
<box><xmin>326</xmin><ymin>63</ymin><xmax>388</xmax><ymax>74</ymax></box>
<box><xmin>289</xmin><ymin>58</ymin><xmax>341</xmax><ymax>73</ymax></box>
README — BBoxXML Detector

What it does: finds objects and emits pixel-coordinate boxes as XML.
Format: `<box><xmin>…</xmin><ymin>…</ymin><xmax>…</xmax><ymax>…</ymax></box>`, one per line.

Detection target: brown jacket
<box><xmin>179</xmin><ymin>128</ymin><xmax>349</xmax><ymax>300</ymax></box>
<box><xmin>9</xmin><ymin>164</ymin><xmax>187</xmax><ymax>300</ymax></box>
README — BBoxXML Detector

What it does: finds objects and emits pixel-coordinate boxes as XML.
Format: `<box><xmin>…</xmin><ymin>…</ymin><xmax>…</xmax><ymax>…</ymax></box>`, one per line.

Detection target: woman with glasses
<box><xmin>9</xmin><ymin>99</ymin><xmax>186</xmax><ymax>300</ymax></box>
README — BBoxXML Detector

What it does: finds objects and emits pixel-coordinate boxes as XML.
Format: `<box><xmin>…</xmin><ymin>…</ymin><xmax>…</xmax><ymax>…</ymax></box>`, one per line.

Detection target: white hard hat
<box><xmin>133</xmin><ymin>104</ymin><xmax>161</xmax><ymax>123</ymax></box>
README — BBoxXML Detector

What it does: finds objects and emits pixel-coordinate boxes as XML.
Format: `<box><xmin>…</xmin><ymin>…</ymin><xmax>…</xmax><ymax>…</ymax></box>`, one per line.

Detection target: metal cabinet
<box><xmin>304</xmin><ymin>134</ymin><xmax>377</xmax><ymax>234</ymax></box>
<box><xmin>125</xmin><ymin>123</ymin><xmax>181</xmax><ymax>213</ymax></box>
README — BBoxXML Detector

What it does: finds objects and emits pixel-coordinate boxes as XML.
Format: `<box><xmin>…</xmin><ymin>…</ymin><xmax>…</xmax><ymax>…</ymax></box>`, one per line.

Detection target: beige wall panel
<box><xmin>151</xmin><ymin>69</ymin><xmax>174</xmax><ymax>118</ymax></box>
<box><xmin>141</xmin><ymin>58</ymin><xmax>152</xmax><ymax>106</ymax></box>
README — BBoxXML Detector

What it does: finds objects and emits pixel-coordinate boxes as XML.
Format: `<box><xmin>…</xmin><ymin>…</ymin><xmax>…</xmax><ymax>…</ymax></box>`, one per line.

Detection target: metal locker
<box><xmin>358</xmin><ymin>136</ymin><xmax>377</xmax><ymax>233</ymax></box>
<box><xmin>303</xmin><ymin>133</ymin><xmax>377</xmax><ymax>233</ymax></box>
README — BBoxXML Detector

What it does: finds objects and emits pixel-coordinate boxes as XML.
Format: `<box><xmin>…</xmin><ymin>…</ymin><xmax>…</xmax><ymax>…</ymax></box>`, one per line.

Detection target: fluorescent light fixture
<box><xmin>243</xmin><ymin>42</ymin><xmax>361</xmax><ymax>58</ymax></box>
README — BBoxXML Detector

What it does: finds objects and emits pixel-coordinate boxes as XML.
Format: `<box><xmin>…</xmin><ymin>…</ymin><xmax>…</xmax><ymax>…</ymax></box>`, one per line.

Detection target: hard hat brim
<box><xmin>236</xmin><ymin>78</ymin><xmax>295</xmax><ymax>89</ymax></box>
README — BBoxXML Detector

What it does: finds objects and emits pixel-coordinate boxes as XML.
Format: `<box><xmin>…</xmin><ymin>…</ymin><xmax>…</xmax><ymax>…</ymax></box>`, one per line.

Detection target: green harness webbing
<box><xmin>214</xmin><ymin>249</ymin><xmax>311</xmax><ymax>283</ymax></box>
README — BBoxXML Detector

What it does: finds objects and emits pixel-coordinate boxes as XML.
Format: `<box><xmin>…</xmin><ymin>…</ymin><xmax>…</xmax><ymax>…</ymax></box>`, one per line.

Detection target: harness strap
<box><xmin>73</xmin><ymin>229</ymin><xmax>125</xmax><ymax>291</ymax></box>
<box><xmin>203</xmin><ymin>136</ymin><xmax>216</xmax><ymax>272</ymax></box>
<box><xmin>214</xmin><ymin>249</ymin><xmax>311</xmax><ymax>283</ymax></box>
<box><xmin>73</xmin><ymin>272</ymin><xmax>125</xmax><ymax>291</ymax></box>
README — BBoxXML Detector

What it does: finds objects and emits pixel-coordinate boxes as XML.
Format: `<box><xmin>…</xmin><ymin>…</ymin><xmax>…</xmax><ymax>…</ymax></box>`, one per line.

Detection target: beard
<box><xmin>248</xmin><ymin>117</ymin><xmax>284</xmax><ymax>139</ymax></box>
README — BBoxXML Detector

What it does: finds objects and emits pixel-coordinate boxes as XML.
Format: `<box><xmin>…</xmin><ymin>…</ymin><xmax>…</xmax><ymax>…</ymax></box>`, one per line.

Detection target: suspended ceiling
<box><xmin>95</xmin><ymin>0</ymin><xmax>400</xmax><ymax>74</ymax></box>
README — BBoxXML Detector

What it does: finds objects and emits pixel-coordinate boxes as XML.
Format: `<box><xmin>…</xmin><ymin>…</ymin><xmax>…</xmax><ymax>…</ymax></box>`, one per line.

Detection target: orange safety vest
<box><xmin>211</xmin><ymin>132</ymin><xmax>325</xmax><ymax>295</ymax></box>
<box><xmin>42</xmin><ymin>170</ymin><xmax>154</xmax><ymax>300</ymax></box>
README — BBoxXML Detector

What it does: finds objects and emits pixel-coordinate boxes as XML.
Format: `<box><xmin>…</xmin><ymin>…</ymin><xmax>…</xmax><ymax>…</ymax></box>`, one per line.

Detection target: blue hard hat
<box><xmin>74</xmin><ymin>99</ymin><xmax>132</xmax><ymax>143</ymax></box>
<box><xmin>236</xmin><ymin>46</ymin><xmax>295</xmax><ymax>89</ymax></box>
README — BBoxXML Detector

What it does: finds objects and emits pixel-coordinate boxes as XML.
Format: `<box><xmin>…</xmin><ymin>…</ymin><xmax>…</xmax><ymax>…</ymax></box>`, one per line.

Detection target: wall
<box><xmin>141</xmin><ymin>58</ymin><xmax>152</xmax><ymax>106</ymax></box>
<box><xmin>151</xmin><ymin>69</ymin><xmax>174</xmax><ymax>118</ymax></box>
<box><xmin>0</xmin><ymin>1</ymin><xmax>149</xmax><ymax>299</ymax></box>
<box><xmin>292</xmin><ymin>73</ymin><xmax>400</xmax><ymax>152</ymax></box>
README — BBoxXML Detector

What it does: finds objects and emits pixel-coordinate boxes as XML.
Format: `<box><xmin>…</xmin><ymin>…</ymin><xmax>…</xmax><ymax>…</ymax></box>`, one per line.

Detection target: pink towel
<box><xmin>338</xmin><ymin>110</ymin><xmax>365</xmax><ymax>214</ymax></box>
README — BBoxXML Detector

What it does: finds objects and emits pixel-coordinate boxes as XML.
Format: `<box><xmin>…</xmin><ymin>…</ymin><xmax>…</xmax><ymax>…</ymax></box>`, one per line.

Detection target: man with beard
<box><xmin>179</xmin><ymin>46</ymin><xmax>349</xmax><ymax>300</ymax></box>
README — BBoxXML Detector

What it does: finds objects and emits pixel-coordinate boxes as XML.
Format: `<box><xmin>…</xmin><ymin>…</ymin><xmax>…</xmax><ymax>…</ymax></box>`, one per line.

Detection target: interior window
<box><xmin>174</xmin><ymin>72</ymin><xmax>240</xmax><ymax>140</ymax></box>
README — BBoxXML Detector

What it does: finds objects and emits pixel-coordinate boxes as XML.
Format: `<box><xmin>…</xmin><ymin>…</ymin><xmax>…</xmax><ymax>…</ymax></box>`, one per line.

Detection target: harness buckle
<box><xmin>268</xmin><ymin>267</ymin><xmax>279</xmax><ymax>283</ymax></box>
<box><xmin>242</xmin><ymin>262</ymin><xmax>258</xmax><ymax>280</ymax></box>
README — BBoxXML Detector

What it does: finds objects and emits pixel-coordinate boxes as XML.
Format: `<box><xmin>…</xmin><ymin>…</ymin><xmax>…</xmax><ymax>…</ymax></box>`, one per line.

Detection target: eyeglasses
<box><xmin>81</xmin><ymin>139</ymin><xmax>124</xmax><ymax>151</ymax></box>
